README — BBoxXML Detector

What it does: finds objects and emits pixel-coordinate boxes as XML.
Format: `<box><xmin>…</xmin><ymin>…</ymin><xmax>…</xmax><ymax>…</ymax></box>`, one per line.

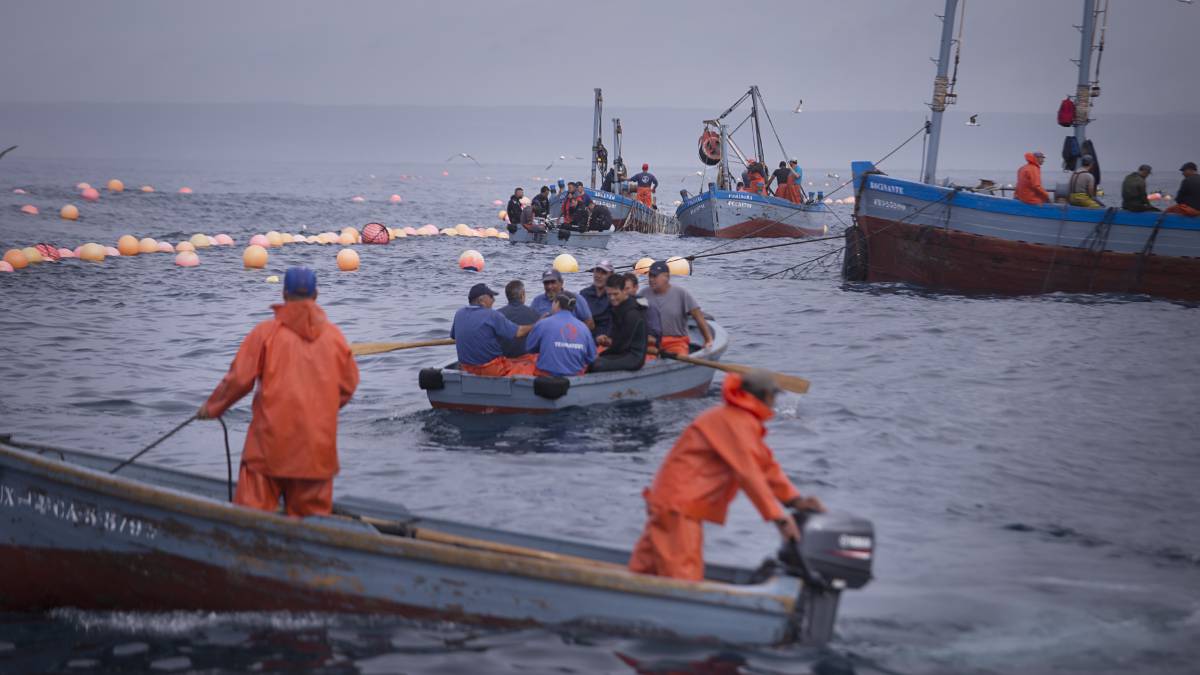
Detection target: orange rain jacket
<box><xmin>203</xmin><ymin>300</ymin><xmax>359</xmax><ymax>480</ymax></box>
<box><xmin>1016</xmin><ymin>152</ymin><xmax>1052</xmax><ymax>205</ymax></box>
<box><xmin>643</xmin><ymin>374</ymin><xmax>801</xmax><ymax>524</ymax></box>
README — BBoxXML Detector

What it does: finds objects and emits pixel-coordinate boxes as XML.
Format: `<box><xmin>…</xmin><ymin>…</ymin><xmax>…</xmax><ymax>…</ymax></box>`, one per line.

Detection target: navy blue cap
<box><xmin>648</xmin><ymin>260</ymin><xmax>670</xmax><ymax>276</ymax></box>
<box><xmin>468</xmin><ymin>283</ymin><xmax>497</xmax><ymax>302</ymax></box>
<box><xmin>541</xmin><ymin>269</ymin><xmax>563</xmax><ymax>282</ymax></box>
<box><xmin>284</xmin><ymin>267</ymin><xmax>317</xmax><ymax>297</ymax></box>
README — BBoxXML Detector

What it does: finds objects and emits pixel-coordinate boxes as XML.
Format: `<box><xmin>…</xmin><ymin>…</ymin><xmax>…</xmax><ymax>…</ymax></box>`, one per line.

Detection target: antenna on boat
<box><xmin>612</xmin><ymin>117</ymin><xmax>624</xmax><ymax>181</ymax></box>
<box><xmin>921</xmin><ymin>0</ymin><xmax>961</xmax><ymax>185</ymax></box>
<box><xmin>1071</xmin><ymin>0</ymin><xmax>1103</xmax><ymax>147</ymax></box>
<box><xmin>591</xmin><ymin>88</ymin><xmax>603</xmax><ymax>189</ymax></box>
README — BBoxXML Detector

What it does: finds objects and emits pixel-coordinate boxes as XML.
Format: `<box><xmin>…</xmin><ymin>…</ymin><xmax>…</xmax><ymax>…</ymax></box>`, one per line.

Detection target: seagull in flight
<box><xmin>0</xmin><ymin>145</ymin><xmax>17</xmax><ymax>160</ymax></box>
<box><xmin>792</xmin><ymin>100</ymin><xmax>803</xmax><ymax>113</ymax></box>
<box><xmin>543</xmin><ymin>154</ymin><xmax>585</xmax><ymax>171</ymax></box>
<box><xmin>966</xmin><ymin>114</ymin><xmax>981</xmax><ymax>126</ymax></box>
<box><xmin>681</xmin><ymin>170</ymin><xmax>704</xmax><ymax>182</ymax></box>
<box><xmin>446</xmin><ymin>152</ymin><xmax>481</xmax><ymax>166</ymax></box>
<box><xmin>826</xmin><ymin>172</ymin><xmax>840</xmax><ymax>179</ymax></box>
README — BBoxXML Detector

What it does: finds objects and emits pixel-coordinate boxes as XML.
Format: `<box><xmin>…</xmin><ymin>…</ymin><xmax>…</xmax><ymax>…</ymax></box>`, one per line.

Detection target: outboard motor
<box><xmin>778</xmin><ymin>509</ymin><xmax>874</xmax><ymax>644</ymax></box>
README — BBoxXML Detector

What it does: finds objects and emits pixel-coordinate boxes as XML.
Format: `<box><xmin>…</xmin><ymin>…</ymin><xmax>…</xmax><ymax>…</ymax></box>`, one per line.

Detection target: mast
<box><xmin>590</xmin><ymin>88</ymin><xmax>603</xmax><ymax>189</ymax></box>
<box><xmin>1073</xmin><ymin>0</ymin><xmax>1098</xmax><ymax>148</ymax></box>
<box><xmin>749</xmin><ymin>86</ymin><xmax>766</xmax><ymax>165</ymax></box>
<box><xmin>921</xmin><ymin>0</ymin><xmax>959</xmax><ymax>185</ymax></box>
<box><xmin>718</xmin><ymin>123</ymin><xmax>730</xmax><ymax>190</ymax></box>
<box><xmin>612</xmin><ymin>117</ymin><xmax>623</xmax><ymax>179</ymax></box>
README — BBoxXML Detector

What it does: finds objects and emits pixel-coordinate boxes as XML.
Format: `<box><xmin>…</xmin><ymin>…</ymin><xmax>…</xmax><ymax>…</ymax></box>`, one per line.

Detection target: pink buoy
<box><xmin>178</xmin><ymin>186</ymin><xmax>193</xmax><ymax>194</ymax></box>
<box><xmin>441</xmin><ymin>170</ymin><xmax>449</xmax><ymax>176</ymax></box>
<box><xmin>389</xmin><ymin>194</ymin><xmax>403</xmax><ymax>204</ymax></box>
<box><xmin>58</xmin><ymin>248</ymin><xmax>75</xmax><ymax>258</ymax></box>
<box><xmin>492</xmin><ymin>199</ymin><xmax>503</xmax><ymax>206</ymax></box>
<box><xmin>75</xmin><ymin>182</ymin><xmax>90</xmax><ymax>191</ymax></box>
<box><xmin>20</xmin><ymin>205</ymin><xmax>38</xmax><ymax>215</ymax></box>
<box><xmin>12</xmin><ymin>188</ymin><xmax>26</xmax><ymax>195</ymax></box>
<box><xmin>73</xmin><ymin>245</ymin><xmax>84</xmax><ymax>257</ymax></box>
<box><xmin>81</xmin><ymin>187</ymin><xmax>100</xmax><ymax>202</ymax></box>
<box><xmin>215</xmin><ymin>233</ymin><xmax>234</xmax><ymax>245</ymax></box>
<box><xmin>249</xmin><ymin>234</ymin><xmax>270</xmax><ymax>247</ymax></box>
<box><xmin>0</xmin><ymin>261</ymin><xmax>12</xmax><ymax>273</ymax></box>
<box><xmin>403</xmin><ymin>226</ymin><xmax>419</xmax><ymax>236</ymax></box>
<box><xmin>157</xmin><ymin>241</ymin><xmax>175</xmax><ymax>253</ymax></box>
<box><xmin>104</xmin><ymin>246</ymin><xmax>120</xmax><ymax>257</ymax></box>
<box><xmin>351</xmin><ymin>195</ymin><xmax>365</xmax><ymax>203</ymax></box>
<box><xmin>361</xmin><ymin>222</ymin><xmax>390</xmax><ymax>244</ymax></box>
<box><xmin>175</xmin><ymin>251</ymin><xmax>200</xmax><ymax>267</ymax></box>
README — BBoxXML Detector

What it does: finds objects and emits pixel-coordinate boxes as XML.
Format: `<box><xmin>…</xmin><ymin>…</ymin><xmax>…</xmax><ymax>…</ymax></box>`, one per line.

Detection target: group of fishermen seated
<box><xmin>506</xmin><ymin>184</ymin><xmax>616</xmax><ymax>233</ymax></box>
<box><xmin>1016</xmin><ymin>152</ymin><xmax>1200</xmax><ymax>216</ymax></box>
<box><xmin>736</xmin><ymin>159</ymin><xmax>806</xmax><ymax>203</ymax></box>
<box><xmin>449</xmin><ymin>260</ymin><xmax>714</xmax><ymax>378</ymax></box>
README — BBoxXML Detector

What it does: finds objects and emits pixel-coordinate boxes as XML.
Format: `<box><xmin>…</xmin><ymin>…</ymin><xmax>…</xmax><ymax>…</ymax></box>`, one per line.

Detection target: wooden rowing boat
<box><xmin>0</xmin><ymin>435</ymin><xmax>874</xmax><ymax>645</ymax></box>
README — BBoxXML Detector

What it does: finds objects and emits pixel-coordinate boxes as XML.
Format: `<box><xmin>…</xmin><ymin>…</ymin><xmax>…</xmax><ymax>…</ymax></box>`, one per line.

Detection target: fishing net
<box><xmin>361</xmin><ymin>222</ymin><xmax>389</xmax><ymax>245</ymax></box>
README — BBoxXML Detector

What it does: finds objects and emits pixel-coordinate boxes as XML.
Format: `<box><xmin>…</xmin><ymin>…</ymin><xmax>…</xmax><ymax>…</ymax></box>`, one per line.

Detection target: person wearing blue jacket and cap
<box><xmin>524</xmin><ymin>294</ymin><xmax>597</xmax><ymax>377</ymax></box>
<box><xmin>451</xmin><ymin>283</ymin><xmax>535</xmax><ymax>377</ymax></box>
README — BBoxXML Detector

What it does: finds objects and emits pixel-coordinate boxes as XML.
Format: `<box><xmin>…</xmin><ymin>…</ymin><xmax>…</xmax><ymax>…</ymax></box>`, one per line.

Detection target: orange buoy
<box><xmin>19</xmin><ymin>205</ymin><xmax>38</xmax><ymax>216</ymax></box>
<box><xmin>140</xmin><ymin>185</ymin><xmax>154</xmax><ymax>193</ymax></box>
<box><xmin>78</xmin><ymin>243</ymin><xmax>106</xmax><ymax>262</ymax></box>
<box><xmin>242</xmin><ymin>244</ymin><xmax>268</xmax><ymax>269</ymax></box>
<box><xmin>666</xmin><ymin>256</ymin><xmax>691</xmax><ymax>276</ymax></box>
<box><xmin>178</xmin><ymin>186</ymin><xmax>193</xmax><ymax>194</ymax></box>
<box><xmin>138</xmin><ymin>237</ymin><xmax>158</xmax><ymax>254</ymax></box>
<box><xmin>189</xmin><ymin>233</ymin><xmax>211</xmax><ymax>249</ymax></box>
<box><xmin>176</xmin><ymin>241</ymin><xmax>195</xmax><ymax>253</ymax></box>
<box><xmin>117</xmin><ymin>235</ymin><xmax>140</xmax><ymax>256</ymax></box>
<box><xmin>107</xmin><ymin>179</ymin><xmax>124</xmax><ymax>193</ymax></box>
<box><xmin>337</xmin><ymin>248</ymin><xmax>360</xmax><ymax>271</ymax></box>
<box><xmin>265</xmin><ymin>231</ymin><xmax>283</xmax><ymax>248</ymax></box>
<box><xmin>553</xmin><ymin>253</ymin><xmax>579</xmax><ymax>273</ymax></box>
<box><xmin>60</xmin><ymin>204</ymin><xmax>79</xmax><ymax>220</ymax></box>
<box><xmin>633</xmin><ymin>257</ymin><xmax>655</xmax><ymax>275</ymax></box>
<box><xmin>458</xmin><ymin>249</ymin><xmax>485</xmax><ymax>272</ymax></box>
<box><xmin>3</xmin><ymin>249</ymin><xmax>30</xmax><ymax>270</ymax></box>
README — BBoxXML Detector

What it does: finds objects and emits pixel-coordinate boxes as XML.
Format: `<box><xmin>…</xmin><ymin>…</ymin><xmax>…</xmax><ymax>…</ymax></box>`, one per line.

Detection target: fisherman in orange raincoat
<box><xmin>198</xmin><ymin>267</ymin><xmax>360</xmax><ymax>517</ymax></box>
<box><xmin>629</xmin><ymin>163</ymin><xmax>659</xmax><ymax>208</ymax></box>
<box><xmin>628</xmin><ymin>370</ymin><xmax>825</xmax><ymax>581</ymax></box>
<box><xmin>1015</xmin><ymin>151</ymin><xmax>1052</xmax><ymax>205</ymax></box>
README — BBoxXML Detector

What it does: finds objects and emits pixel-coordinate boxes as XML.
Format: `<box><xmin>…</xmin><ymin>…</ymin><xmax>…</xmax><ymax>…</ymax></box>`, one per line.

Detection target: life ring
<box><xmin>697</xmin><ymin>130</ymin><xmax>721</xmax><ymax>166</ymax></box>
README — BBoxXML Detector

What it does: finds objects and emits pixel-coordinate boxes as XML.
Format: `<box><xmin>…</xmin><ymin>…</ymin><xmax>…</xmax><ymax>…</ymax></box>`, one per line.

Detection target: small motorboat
<box><xmin>0</xmin><ymin>434</ymin><xmax>874</xmax><ymax>645</ymax></box>
<box><xmin>423</xmin><ymin>320</ymin><xmax>727</xmax><ymax>413</ymax></box>
<box><xmin>508</xmin><ymin>218</ymin><xmax>613</xmax><ymax>250</ymax></box>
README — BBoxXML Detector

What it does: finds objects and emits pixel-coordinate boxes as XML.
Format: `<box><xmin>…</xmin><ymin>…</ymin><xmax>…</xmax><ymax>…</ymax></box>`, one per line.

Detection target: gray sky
<box><xmin>4</xmin><ymin>0</ymin><xmax>1197</xmax><ymax>114</ymax></box>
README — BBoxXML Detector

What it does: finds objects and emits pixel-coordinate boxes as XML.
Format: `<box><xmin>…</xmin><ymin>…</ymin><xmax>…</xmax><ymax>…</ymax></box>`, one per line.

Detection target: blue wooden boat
<box><xmin>676</xmin><ymin>189</ymin><xmax>830</xmax><ymax>239</ymax></box>
<box><xmin>842</xmin><ymin>0</ymin><xmax>1200</xmax><ymax>301</ymax></box>
<box><xmin>423</xmin><ymin>320</ymin><xmax>728</xmax><ymax>413</ymax></box>
<box><xmin>508</xmin><ymin>221</ymin><xmax>613</xmax><ymax>249</ymax></box>
<box><xmin>548</xmin><ymin>186</ymin><xmax>659</xmax><ymax>229</ymax></box>
<box><xmin>0</xmin><ymin>434</ymin><xmax>874</xmax><ymax>645</ymax></box>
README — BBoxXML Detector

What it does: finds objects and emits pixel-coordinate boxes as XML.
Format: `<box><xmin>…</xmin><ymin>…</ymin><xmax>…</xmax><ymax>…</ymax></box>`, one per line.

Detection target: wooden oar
<box><xmin>663</xmin><ymin>352</ymin><xmax>810</xmax><ymax>394</ymax></box>
<box><xmin>350</xmin><ymin>338</ymin><xmax>455</xmax><ymax>357</ymax></box>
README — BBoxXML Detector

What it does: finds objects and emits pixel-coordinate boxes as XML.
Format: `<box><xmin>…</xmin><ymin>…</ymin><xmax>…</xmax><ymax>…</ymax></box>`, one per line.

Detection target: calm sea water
<box><xmin>1</xmin><ymin>158</ymin><xmax>1198</xmax><ymax>674</ymax></box>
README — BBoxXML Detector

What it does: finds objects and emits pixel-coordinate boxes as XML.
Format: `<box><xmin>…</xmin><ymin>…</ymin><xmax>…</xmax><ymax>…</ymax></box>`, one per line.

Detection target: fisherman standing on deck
<box><xmin>629</xmin><ymin>163</ymin><xmax>658</xmax><ymax>208</ymax></box>
<box><xmin>198</xmin><ymin>267</ymin><xmax>359</xmax><ymax>518</ymax></box>
<box><xmin>639</xmin><ymin>261</ymin><xmax>713</xmax><ymax>356</ymax></box>
<box><xmin>532</xmin><ymin>186</ymin><xmax>551</xmax><ymax>218</ymax></box>
<box><xmin>768</xmin><ymin>162</ymin><xmax>791</xmax><ymax>198</ymax></box>
<box><xmin>590</xmin><ymin>274</ymin><xmax>648</xmax><ymax>372</ymax></box>
<box><xmin>450</xmin><ymin>283</ymin><xmax>535</xmax><ymax>377</ymax></box>
<box><xmin>532</xmin><ymin>269</ymin><xmax>594</xmax><ymax>329</ymax></box>
<box><xmin>1166</xmin><ymin>162</ymin><xmax>1200</xmax><ymax>217</ymax></box>
<box><xmin>506</xmin><ymin>187</ymin><xmax>525</xmax><ymax>225</ymax></box>
<box><xmin>498</xmin><ymin>280</ymin><xmax>540</xmax><ymax>370</ymax></box>
<box><xmin>602</xmin><ymin>166</ymin><xmax>617</xmax><ymax>193</ymax></box>
<box><xmin>579</xmin><ymin>260</ymin><xmax>614</xmax><ymax>337</ymax></box>
<box><xmin>629</xmin><ymin>370</ymin><xmax>826</xmax><ymax>581</ymax></box>
<box><xmin>1015</xmin><ymin>151</ymin><xmax>1052</xmax><ymax>205</ymax></box>
<box><xmin>1121</xmin><ymin>165</ymin><xmax>1159</xmax><ymax>212</ymax></box>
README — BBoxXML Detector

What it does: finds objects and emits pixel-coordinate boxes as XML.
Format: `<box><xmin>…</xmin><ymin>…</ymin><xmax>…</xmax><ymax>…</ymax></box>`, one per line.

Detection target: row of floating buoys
<box><xmin>632</xmin><ymin>256</ymin><xmax>691</xmax><ymax>275</ymax></box>
<box><xmin>13</xmin><ymin>180</ymin><xmax>194</xmax><ymax>220</ymax></box>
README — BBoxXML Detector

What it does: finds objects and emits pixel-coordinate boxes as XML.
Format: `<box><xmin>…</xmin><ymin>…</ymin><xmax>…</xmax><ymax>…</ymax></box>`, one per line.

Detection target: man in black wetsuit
<box><xmin>589</xmin><ymin>274</ymin><xmax>647</xmax><ymax>372</ymax></box>
<box><xmin>602</xmin><ymin>167</ymin><xmax>617</xmax><ymax>192</ymax></box>
<box><xmin>506</xmin><ymin>187</ymin><xmax>524</xmax><ymax>225</ymax></box>
<box><xmin>768</xmin><ymin>162</ymin><xmax>791</xmax><ymax>196</ymax></box>
<box><xmin>582</xmin><ymin>201</ymin><xmax>613</xmax><ymax>231</ymax></box>
<box><xmin>532</xmin><ymin>186</ymin><xmax>551</xmax><ymax>218</ymax></box>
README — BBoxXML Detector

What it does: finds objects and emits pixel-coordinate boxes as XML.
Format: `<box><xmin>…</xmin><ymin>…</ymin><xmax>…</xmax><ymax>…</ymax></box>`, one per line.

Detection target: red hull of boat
<box><xmin>683</xmin><ymin>218</ymin><xmax>826</xmax><ymax>239</ymax></box>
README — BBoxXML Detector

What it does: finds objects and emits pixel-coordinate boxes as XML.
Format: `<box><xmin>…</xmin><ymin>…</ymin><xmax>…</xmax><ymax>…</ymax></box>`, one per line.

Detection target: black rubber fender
<box><xmin>506</xmin><ymin>223</ymin><xmax>518</xmax><ymax>234</ymax></box>
<box><xmin>533</xmin><ymin>375</ymin><xmax>570</xmax><ymax>399</ymax></box>
<box><xmin>841</xmin><ymin>225</ymin><xmax>869</xmax><ymax>281</ymax></box>
<box><xmin>418</xmin><ymin>368</ymin><xmax>445</xmax><ymax>391</ymax></box>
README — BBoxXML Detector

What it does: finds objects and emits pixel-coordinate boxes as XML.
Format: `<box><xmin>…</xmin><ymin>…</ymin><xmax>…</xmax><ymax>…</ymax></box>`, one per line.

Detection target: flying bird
<box><xmin>792</xmin><ymin>100</ymin><xmax>803</xmax><ymax>113</ymax></box>
<box><xmin>446</xmin><ymin>152</ymin><xmax>481</xmax><ymax>166</ymax></box>
<box><xmin>826</xmin><ymin>172</ymin><xmax>840</xmax><ymax>179</ymax></box>
<box><xmin>543</xmin><ymin>154</ymin><xmax>585</xmax><ymax>171</ymax></box>
<box><xmin>680</xmin><ymin>170</ymin><xmax>704</xmax><ymax>182</ymax></box>
<box><xmin>0</xmin><ymin>145</ymin><xmax>17</xmax><ymax>160</ymax></box>
<box><xmin>966</xmin><ymin>114</ymin><xmax>981</xmax><ymax>126</ymax></box>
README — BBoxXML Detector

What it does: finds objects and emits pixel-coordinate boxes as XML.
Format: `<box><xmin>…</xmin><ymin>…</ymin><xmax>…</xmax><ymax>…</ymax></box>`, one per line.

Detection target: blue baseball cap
<box><xmin>284</xmin><ymin>267</ymin><xmax>318</xmax><ymax>297</ymax></box>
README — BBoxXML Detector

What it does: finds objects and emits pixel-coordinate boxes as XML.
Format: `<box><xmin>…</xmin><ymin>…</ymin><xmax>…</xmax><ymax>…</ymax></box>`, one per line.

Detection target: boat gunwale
<box><xmin>0</xmin><ymin>439</ymin><xmax>798</xmax><ymax>613</ymax></box>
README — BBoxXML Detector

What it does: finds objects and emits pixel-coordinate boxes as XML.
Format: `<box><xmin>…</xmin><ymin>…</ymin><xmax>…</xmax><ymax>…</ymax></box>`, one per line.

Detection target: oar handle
<box><xmin>351</xmin><ymin>338</ymin><xmax>455</xmax><ymax>357</ymax></box>
<box><xmin>663</xmin><ymin>352</ymin><xmax>810</xmax><ymax>394</ymax></box>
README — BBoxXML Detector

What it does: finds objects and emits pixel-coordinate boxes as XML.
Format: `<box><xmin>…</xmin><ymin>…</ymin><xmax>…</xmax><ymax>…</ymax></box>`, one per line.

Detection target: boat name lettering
<box><xmin>725</xmin><ymin>193</ymin><xmax>755</xmax><ymax>201</ymax></box>
<box><xmin>0</xmin><ymin>483</ymin><xmax>159</xmax><ymax>540</ymax></box>
<box><xmin>868</xmin><ymin>181</ymin><xmax>904</xmax><ymax>195</ymax></box>
<box><xmin>726</xmin><ymin>201</ymin><xmax>756</xmax><ymax>209</ymax></box>
<box><xmin>839</xmin><ymin>534</ymin><xmax>873</xmax><ymax>550</ymax></box>
<box><xmin>872</xmin><ymin>198</ymin><xmax>906</xmax><ymax>211</ymax></box>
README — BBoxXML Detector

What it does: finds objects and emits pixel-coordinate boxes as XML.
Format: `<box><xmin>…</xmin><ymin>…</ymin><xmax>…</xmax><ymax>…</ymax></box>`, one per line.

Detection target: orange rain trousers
<box><xmin>636</xmin><ymin>186</ymin><xmax>654</xmax><ymax>208</ymax></box>
<box><xmin>234</xmin><ymin>463</ymin><xmax>333</xmax><ymax>517</ymax></box>
<box><xmin>659</xmin><ymin>335</ymin><xmax>691</xmax><ymax>356</ymax></box>
<box><xmin>628</xmin><ymin>374</ymin><xmax>802</xmax><ymax>580</ymax></box>
<box><xmin>461</xmin><ymin>355</ymin><xmax>520</xmax><ymax>377</ymax></box>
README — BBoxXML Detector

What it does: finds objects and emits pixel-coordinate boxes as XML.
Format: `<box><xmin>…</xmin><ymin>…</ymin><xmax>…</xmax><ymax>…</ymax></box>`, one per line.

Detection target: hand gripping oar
<box><xmin>110</xmin><ymin>414</ymin><xmax>197</xmax><ymax>474</ymax></box>
<box><xmin>350</xmin><ymin>338</ymin><xmax>455</xmax><ymax>357</ymax></box>
<box><xmin>661</xmin><ymin>352</ymin><xmax>810</xmax><ymax>394</ymax></box>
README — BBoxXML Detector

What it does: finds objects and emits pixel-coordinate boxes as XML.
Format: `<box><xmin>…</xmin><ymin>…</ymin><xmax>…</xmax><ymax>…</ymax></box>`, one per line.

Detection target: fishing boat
<box><xmin>508</xmin><ymin>218</ymin><xmax>614</xmax><ymax>249</ymax></box>
<box><xmin>0</xmin><ymin>434</ymin><xmax>874</xmax><ymax>645</ymax></box>
<box><xmin>676</xmin><ymin>86</ymin><xmax>831</xmax><ymax>239</ymax></box>
<box><xmin>842</xmin><ymin>0</ymin><xmax>1200</xmax><ymax>301</ymax></box>
<box><xmin>423</xmin><ymin>320</ymin><xmax>728</xmax><ymax>413</ymax></box>
<box><xmin>546</xmin><ymin>88</ymin><xmax>679</xmax><ymax>234</ymax></box>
